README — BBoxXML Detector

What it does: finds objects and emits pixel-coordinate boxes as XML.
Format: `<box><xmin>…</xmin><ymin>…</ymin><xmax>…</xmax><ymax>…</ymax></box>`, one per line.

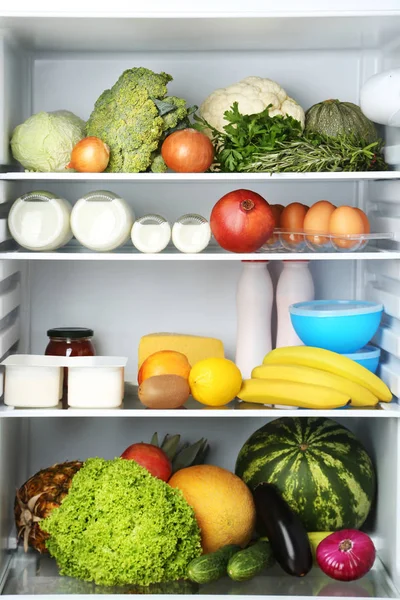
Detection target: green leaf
<box><xmin>152</xmin><ymin>98</ymin><xmax>178</xmax><ymax>117</ymax></box>
<box><xmin>150</xmin><ymin>432</ymin><xmax>159</xmax><ymax>447</ymax></box>
<box><xmin>161</xmin><ymin>434</ymin><xmax>181</xmax><ymax>460</ymax></box>
<box><xmin>171</xmin><ymin>438</ymin><xmax>206</xmax><ymax>473</ymax></box>
<box><xmin>191</xmin><ymin>440</ymin><xmax>210</xmax><ymax>466</ymax></box>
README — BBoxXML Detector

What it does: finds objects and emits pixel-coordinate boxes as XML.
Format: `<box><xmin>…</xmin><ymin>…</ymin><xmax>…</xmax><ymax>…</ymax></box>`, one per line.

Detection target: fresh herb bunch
<box><xmin>195</xmin><ymin>102</ymin><xmax>387</xmax><ymax>173</ymax></box>
<box><xmin>195</xmin><ymin>102</ymin><xmax>302</xmax><ymax>172</ymax></box>
<box><xmin>242</xmin><ymin>133</ymin><xmax>388</xmax><ymax>173</ymax></box>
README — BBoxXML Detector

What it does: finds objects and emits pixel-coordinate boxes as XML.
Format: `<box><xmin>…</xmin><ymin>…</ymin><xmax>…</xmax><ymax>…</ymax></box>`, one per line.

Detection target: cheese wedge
<box><xmin>138</xmin><ymin>333</ymin><xmax>225</xmax><ymax>368</ymax></box>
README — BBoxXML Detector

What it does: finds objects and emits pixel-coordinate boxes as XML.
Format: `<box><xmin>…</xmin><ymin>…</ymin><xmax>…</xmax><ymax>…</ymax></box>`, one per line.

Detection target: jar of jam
<box><xmin>45</xmin><ymin>328</ymin><xmax>96</xmax><ymax>391</ymax></box>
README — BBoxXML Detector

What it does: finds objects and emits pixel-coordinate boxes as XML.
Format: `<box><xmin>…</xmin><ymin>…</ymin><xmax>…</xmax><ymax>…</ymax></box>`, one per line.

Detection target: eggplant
<box><xmin>253</xmin><ymin>482</ymin><xmax>312</xmax><ymax>577</ymax></box>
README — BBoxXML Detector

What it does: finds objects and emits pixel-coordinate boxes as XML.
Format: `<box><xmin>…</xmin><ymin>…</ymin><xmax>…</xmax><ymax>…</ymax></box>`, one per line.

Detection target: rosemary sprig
<box><xmin>241</xmin><ymin>134</ymin><xmax>388</xmax><ymax>173</ymax></box>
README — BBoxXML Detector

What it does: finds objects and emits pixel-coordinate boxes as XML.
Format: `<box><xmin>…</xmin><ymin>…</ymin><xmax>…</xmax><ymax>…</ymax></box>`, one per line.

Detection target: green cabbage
<box><xmin>11</xmin><ymin>110</ymin><xmax>85</xmax><ymax>172</ymax></box>
<box><xmin>41</xmin><ymin>457</ymin><xmax>202</xmax><ymax>587</ymax></box>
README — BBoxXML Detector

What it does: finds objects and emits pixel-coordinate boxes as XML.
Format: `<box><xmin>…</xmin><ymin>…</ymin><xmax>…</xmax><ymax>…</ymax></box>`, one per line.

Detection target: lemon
<box><xmin>189</xmin><ymin>358</ymin><xmax>242</xmax><ymax>406</ymax></box>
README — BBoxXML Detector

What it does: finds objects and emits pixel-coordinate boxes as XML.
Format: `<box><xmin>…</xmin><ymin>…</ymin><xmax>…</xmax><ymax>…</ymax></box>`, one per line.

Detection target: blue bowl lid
<box><xmin>343</xmin><ymin>345</ymin><xmax>381</xmax><ymax>360</ymax></box>
<box><xmin>289</xmin><ymin>300</ymin><xmax>383</xmax><ymax>317</ymax></box>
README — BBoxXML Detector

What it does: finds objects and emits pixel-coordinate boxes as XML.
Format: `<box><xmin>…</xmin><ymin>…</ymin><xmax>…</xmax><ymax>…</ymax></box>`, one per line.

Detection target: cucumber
<box><xmin>187</xmin><ymin>544</ymin><xmax>241</xmax><ymax>584</ymax></box>
<box><xmin>227</xmin><ymin>541</ymin><xmax>275</xmax><ymax>581</ymax></box>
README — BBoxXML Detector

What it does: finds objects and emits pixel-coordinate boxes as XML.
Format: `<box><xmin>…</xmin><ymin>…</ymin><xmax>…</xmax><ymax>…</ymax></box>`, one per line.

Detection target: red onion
<box><xmin>316</xmin><ymin>530</ymin><xmax>376</xmax><ymax>582</ymax></box>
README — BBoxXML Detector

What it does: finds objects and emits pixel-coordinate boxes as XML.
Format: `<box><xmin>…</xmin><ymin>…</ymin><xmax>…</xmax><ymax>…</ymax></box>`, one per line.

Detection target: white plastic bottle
<box><xmin>276</xmin><ymin>261</ymin><xmax>315</xmax><ymax>348</ymax></box>
<box><xmin>235</xmin><ymin>261</ymin><xmax>273</xmax><ymax>380</ymax></box>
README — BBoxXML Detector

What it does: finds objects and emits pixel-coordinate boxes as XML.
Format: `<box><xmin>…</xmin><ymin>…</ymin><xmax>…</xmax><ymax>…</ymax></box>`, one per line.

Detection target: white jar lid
<box><xmin>8</xmin><ymin>191</ymin><xmax>72</xmax><ymax>251</ymax></box>
<box><xmin>71</xmin><ymin>190</ymin><xmax>134</xmax><ymax>252</ymax></box>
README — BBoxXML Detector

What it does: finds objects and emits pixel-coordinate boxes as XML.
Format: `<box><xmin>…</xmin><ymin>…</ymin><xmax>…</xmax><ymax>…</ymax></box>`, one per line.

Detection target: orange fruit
<box><xmin>169</xmin><ymin>465</ymin><xmax>256</xmax><ymax>554</ymax></box>
<box><xmin>137</xmin><ymin>350</ymin><xmax>191</xmax><ymax>385</ymax></box>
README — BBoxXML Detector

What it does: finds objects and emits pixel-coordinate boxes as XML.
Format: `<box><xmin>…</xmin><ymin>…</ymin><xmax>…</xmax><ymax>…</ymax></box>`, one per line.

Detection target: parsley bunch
<box><xmin>195</xmin><ymin>102</ymin><xmax>302</xmax><ymax>172</ymax></box>
<box><xmin>195</xmin><ymin>103</ymin><xmax>387</xmax><ymax>173</ymax></box>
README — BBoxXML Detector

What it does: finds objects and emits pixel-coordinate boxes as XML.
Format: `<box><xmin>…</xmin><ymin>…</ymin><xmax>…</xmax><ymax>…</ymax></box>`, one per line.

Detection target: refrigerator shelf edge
<box><xmin>1</xmin><ymin>171</ymin><xmax>400</xmax><ymax>182</ymax></box>
<box><xmin>0</xmin><ymin>245</ymin><xmax>398</xmax><ymax>261</ymax></box>
<box><xmin>0</xmin><ymin>395</ymin><xmax>398</xmax><ymax>417</ymax></box>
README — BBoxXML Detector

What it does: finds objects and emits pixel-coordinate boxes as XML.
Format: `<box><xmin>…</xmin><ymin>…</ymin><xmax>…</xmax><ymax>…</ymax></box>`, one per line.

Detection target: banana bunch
<box><xmin>237</xmin><ymin>346</ymin><xmax>392</xmax><ymax>409</ymax></box>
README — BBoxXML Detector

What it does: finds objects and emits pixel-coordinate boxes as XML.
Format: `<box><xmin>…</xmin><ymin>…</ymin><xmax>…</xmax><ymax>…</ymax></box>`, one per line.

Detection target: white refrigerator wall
<box><xmin>27</xmin><ymin>258</ymin><xmax>355</xmax><ymax>379</ymax></box>
<box><xmin>32</xmin><ymin>50</ymin><xmax>368</xmax><ymax>119</ymax></box>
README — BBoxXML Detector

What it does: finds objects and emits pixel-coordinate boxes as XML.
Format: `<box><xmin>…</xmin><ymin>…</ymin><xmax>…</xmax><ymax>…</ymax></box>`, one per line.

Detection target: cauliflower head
<box><xmin>200</xmin><ymin>76</ymin><xmax>305</xmax><ymax>133</ymax></box>
<box><xmin>41</xmin><ymin>457</ymin><xmax>201</xmax><ymax>587</ymax></box>
<box><xmin>86</xmin><ymin>68</ymin><xmax>191</xmax><ymax>173</ymax></box>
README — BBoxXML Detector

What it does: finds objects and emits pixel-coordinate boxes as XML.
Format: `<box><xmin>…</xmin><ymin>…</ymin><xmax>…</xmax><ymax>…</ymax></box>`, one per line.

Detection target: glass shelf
<box><xmin>2</xmin><ymin>549</ymin><xmax>398</xmax><ymax>597</ymax></box>
<box><xmin>0</xmin><ymin>385</ymin><xmax>398</xmax><ymax>418</ymax></box>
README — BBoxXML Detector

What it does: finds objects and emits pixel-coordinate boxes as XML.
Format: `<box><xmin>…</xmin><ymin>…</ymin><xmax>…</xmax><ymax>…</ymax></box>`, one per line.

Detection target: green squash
<box><xmin>305</xmin><ymin>99</ymin><xmax>378</xmax><ymax>143</ymax></box>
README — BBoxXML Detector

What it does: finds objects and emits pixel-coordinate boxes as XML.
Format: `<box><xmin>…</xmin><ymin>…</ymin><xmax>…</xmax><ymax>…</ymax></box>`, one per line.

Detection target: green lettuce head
<box><xmin>11</xmin><ymin>110</ymin><xmax>85</xmax><ymax>172</ymax></box>
<box><xmin>41</xmin><ymin>457</ymin><xmax>202</xmax><ymax>587</ymax></box>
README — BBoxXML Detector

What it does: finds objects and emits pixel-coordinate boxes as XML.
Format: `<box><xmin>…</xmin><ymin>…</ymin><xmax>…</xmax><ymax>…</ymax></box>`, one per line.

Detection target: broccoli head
<box><xmin>161</xmin><ymin>96</ymin><xmax>189</xmax><ymax>131</ymax></box>
<box><xmin>86</xmin><ymin>68</ymin><xmax>191</xmax><ymax>173</ymax></box>
<box><xmin>41</xmin><ymin>458</ymin><xmax>202</xmax><ymax>587</ymax></box>
<box><xmin>150</xmin><ymin>153</ymin><xmax>168</xmax><ymax>173</ymax></box>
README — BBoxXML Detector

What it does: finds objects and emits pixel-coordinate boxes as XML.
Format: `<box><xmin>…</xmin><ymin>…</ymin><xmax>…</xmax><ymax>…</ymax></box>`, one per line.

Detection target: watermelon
<box><xmin>235</xmin><ymin>417</ymin><xmax>375</xmax><ymax>532</ymax></box>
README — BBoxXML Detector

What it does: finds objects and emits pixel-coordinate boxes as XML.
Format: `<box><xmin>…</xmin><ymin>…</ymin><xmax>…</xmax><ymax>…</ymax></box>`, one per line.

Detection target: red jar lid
<box><xmin>47</xmin><ymin>327</ymin><xmax>94</xmax><ymax>339</ymax></box>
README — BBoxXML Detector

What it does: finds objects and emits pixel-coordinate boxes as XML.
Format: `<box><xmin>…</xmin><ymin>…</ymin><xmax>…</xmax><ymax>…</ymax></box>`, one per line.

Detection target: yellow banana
<box><xmin>238</xmin><ymin>379</ymin><xmax>350</xmax><ymax>409</ymax></box>
<box><xmin>251</xmin><ymin>364</ymin><xmax>378</xmax><ymax>407</ymax></box>
<box><xmin>263</xmin><ymin>346</ymin><xmax>392</xmax><ymax>402</ymax></box>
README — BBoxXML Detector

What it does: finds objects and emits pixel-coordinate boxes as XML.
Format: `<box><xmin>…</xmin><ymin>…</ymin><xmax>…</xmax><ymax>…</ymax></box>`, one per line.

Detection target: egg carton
<box><xmin>259</xmin><ymin>229</ymin><xmax>394</xmax><ymax>253</ymax></box>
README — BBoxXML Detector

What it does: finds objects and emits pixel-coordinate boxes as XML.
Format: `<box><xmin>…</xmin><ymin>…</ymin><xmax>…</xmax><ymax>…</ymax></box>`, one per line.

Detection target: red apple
<box><xmin>121</xmin><ymin>442</ymin><xmax>172</xmax><ymax>481</ymax></box>
<box><xmin>210</xmin><ymin>189</ymin><xmax>275</xmax><ymax>253</ymax></box>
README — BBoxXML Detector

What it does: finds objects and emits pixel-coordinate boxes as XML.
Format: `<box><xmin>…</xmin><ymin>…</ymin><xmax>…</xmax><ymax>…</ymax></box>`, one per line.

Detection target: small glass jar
<box><xmin>8</xmin><ymin>191</ymin><xmax>73</xmax><ymax>251</ymax></box>
<box><xmin>71</xmin><ymin>190</ymin><xmax>134</xmax><ymax>252</ymax></box>
<box><xmin>172</xmin><ymin>214</ymin><xmax>211</xmax><ymax>253</ymax></box>
<box><xmin>45</xmin><ymin>328</ymin><xmax>96</xmax><ymax>391</ymax></box>
<box><xmin>131</xmin><ymin>214</ymin><xmax>171</xmax><ymax>253</ymax></box>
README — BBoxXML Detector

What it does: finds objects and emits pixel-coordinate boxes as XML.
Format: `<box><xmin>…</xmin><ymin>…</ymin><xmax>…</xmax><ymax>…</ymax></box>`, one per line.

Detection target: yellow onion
<box><xmin>67</xmin><ymin>137</ymin><xmax>110</xmax><ymax>173</ymax></box>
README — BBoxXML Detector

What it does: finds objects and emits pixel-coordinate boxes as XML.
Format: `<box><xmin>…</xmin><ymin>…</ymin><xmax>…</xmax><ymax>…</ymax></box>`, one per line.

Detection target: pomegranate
<box><xmin>120</xmin><ymin>442</ymin><xmax>172</xmax><ymax>481</ymax></box>
<box><xmin>210</xmin><ymin>189</ymin><xmax>275</xmax><ymax>253</ymax></box>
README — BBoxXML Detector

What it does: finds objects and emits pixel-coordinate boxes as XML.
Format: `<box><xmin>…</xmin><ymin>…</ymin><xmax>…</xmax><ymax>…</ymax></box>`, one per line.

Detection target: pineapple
<box><xmin>14</xmin><ymin>461</ymin><xmax>83</xmax><ymax>553</ymax></box>
<box><xmin>14</xmin><ymin>433</ymin><xmax>209</xmax><ymax>554</ymax></box>
<box><xmin>151</xmin><ymin>433</ymin><xmax>209</xmax><ymax>473</ymax></box>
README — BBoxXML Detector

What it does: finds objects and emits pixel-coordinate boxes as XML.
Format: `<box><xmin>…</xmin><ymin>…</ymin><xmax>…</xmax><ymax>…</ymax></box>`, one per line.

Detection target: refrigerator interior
<box><xmin>0</xmin><ymin>416</ymin><xmax>399</xmax><ymax>598</ymax></box>
<box><xmin>0</xmin><ymin>9</ymin><xmax>400</xmax><ymax>599</ymax></box>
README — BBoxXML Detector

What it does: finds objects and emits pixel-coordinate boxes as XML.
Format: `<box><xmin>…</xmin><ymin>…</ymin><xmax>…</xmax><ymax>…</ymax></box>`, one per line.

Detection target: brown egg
<box><xmin>138</xmin><ymin>375</ymin><xmax>190</xmax><ymax>409</ymax></box>
<box><xmin>264</xmin><ymin>204</ymin><xmax>284</xmax><ymax>246</ymax></box>
<box><xmin>280</xmin><ymin>203</ymin><xmax>308</xmax><ymax>243</ymax></box>
<box><xmin>354</xmin><ymin>207</ymin><xmax>370</xmax><ymax>234</ymax></box>
<box><xmin>304</xmin><ymin>200</ymin><xmax>336</xmax><ymax>246</ymax></box>
<box><xmin>270</xmin><ymin>204</ymin><xmax>284</xmax><ymax>227</ymax></box>
<box><xmin>329</xmin><ymin>206</ymin><xmax>365</xmax><ymax>249</ymax></box>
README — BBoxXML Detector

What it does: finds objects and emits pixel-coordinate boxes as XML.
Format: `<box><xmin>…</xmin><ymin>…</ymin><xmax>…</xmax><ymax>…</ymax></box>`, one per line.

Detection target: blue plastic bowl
<box><xmin>289</xmin><ymin>300</ymin><xmax>383</xmax><ymax>354</ymax></box>
<box><xmin>342</xmin><ymin>345</ymin><xmax>381</xmax><ymax>373</ymax></box>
